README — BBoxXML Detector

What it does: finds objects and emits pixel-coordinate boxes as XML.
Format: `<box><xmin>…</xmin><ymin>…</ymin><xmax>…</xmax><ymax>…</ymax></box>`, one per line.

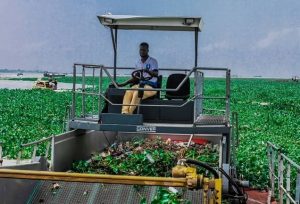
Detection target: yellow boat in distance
<box><xmin>33</xmin><ymin>78</ymin><xmax>57</xmax><ymax>90</ymax></box>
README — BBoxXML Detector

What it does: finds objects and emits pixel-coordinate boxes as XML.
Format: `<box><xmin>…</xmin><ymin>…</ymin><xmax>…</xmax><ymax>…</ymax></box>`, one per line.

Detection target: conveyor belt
<box><xmin>27</xmin><ymin>180</ymin><xmax>203</xmax><ymax>204</ymax></box>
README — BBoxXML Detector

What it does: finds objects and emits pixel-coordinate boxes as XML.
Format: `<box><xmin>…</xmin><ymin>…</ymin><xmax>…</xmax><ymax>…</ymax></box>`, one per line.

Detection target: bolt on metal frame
<box><xmin>267</xmin><ymin>142</ymin><xmax>300</xmax><ymax>204</ymax></box>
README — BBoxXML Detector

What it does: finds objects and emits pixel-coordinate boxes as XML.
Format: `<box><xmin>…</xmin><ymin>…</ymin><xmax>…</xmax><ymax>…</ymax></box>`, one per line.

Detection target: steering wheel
<box><xmin>131</xmin><ymin>69</ymin><xmax>153</xmax><ymax>81</ymax></box>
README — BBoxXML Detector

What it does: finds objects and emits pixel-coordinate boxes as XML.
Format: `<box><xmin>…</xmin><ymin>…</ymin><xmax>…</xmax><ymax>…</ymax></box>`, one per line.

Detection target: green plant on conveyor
<box><xmin>72</xmin><ymin>160</ymin><xmax>92</xmax><ymax>173</ymax></box>
<box><xmin>140</xmin><ymin>187</ymin><xmax>191</xmax><ymax>204</ymax></box>
<box><xmin>72</xmin><ymin>138</ymin><xmax>219</xmax><ymax>177</ymax></box>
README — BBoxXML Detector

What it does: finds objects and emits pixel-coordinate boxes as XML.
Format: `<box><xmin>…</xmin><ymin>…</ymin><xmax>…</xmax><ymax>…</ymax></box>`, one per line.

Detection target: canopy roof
<box><xmin>98</xmin><ymin>15</ymin><xmax>203</xmax><ymax>32</ymax></box>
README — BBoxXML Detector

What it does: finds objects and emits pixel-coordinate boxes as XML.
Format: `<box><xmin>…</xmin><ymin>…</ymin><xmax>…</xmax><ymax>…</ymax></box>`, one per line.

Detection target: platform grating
<box><xmin>27</xmin><ymin>180</ymin><xmax>204</xmax><ymax>204</ymax></box>
<box><xmin>195</xmin><ymin>114</ymin><xmax>227</xmax><ymax>125</ymax></box>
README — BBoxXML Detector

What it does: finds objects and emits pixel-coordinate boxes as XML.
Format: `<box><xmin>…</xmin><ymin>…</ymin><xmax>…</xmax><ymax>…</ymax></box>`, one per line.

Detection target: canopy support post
<box><xmin>110</xmin><ymin>27</ymin><xmax>118</xmax><ymax>80</ymax></box>
<box><xmin>194</xmin><ymin>28</ymin><xmax>198</xmax><ymax>67</ymax></box>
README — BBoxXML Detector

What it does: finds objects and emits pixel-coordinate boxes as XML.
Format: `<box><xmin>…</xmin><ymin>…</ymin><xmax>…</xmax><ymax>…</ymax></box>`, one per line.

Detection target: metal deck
<box><xmin>195</xmin><ymin>114</ymin><xmax>227</xmax><ymax>125</ymax></box>
<box><xmin>27</xmin><ymin>180</ymin><xmax>204</xmax><ymax>204</ymax></box>
<box><xmin>69</xmin><ymin>120</ymin><xmax>230</xmax><ymax>135</ymax></box>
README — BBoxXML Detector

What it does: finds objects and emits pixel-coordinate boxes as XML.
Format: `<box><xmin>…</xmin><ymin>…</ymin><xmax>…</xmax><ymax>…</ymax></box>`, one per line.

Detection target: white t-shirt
<box><xmin>135</xmin><ymin>56</ymin><xmax>159</xmax><ymax>85</ymax></box>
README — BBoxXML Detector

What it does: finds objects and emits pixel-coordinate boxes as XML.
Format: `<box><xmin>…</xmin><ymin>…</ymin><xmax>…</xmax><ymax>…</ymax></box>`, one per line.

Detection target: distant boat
<box><xmin>292</xmin><ymin>76</ymin><xmax>299</xmax><ymax>82</ymax></box>
<box><xmin>17</xmin><ymin>72</ymin><xmax>23</xmax><ymax>76</ymax></box>
<box><xmin>43</xmin><ymin>71</ymin><xmax>65</xmax><ymax>77</ymax></box>
<box><xmin>33</xmin><ymin>79</ymin><xmax>57</xmax><ymax>90</ymax></box>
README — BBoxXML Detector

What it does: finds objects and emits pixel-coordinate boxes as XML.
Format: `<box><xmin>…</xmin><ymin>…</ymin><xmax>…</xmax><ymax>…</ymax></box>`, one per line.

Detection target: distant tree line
<box><xmin>0</xmin><ymin>68</ymin><xmax>44</xmax><ymax>73</ymax></box>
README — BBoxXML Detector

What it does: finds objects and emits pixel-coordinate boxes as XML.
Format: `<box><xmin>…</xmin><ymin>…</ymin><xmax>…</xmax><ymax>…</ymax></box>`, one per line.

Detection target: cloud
<box><xmin>202</xmin><ymin>41</ymin><xmax>230</xmax><ymax>52</ymax></box>
<box><xmin>25</xmin><ymin>41</ymin><xmax>48</xmax><ymax>51</ymax></box>
<box><xmin>256</xmin><ymin>27</ymin><xmax>300</xmax><ymax>48</ymax></box>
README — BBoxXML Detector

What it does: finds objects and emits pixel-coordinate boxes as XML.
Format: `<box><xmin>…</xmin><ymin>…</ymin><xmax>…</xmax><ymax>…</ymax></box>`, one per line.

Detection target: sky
<box><xmin>0</xmin><ymin>0</ymin><xmax>300</xmax><ymax>77</ymax></box>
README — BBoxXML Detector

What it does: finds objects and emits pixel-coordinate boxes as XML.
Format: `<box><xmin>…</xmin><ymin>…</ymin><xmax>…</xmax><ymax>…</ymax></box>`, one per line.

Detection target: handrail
<box><xmin>74</xmin><ymin>63</ymin><xmax>229</xmax><ymax>72</ymax></box>
<box><xmin>21</xmin><ymin>136</ymin><xmax>53</xmax><ymax>148</ymax></box>
<box><xmin>100</xmin><ymin>93</ymin><xmax>196</xmax><ymax>108</ymax></box>
<box><xmin>72</xmin><ymin>65</ymin><xmax>228</xmax><ymax>92</ymax></box>
<box><xmin>17</xmin><ymin>135</ymin><xmax>54</xmax><ymax>165</ymax></box>
<box><xmin>196</xmin><ymin>67</ymin><xmax>229</xmax><ymax>71</ymax></box>
<box><xmin>101</xmin><ymin>66</ymin><xmax>229</xmax><ymax>92</ymax></box>
<box><xmin>75</xmin><ymin>89</ymin><xmax>227</xmax><ymax>100</ymax></box>
<box><xmin>267</xmin><ymin>141</ymin><xmax>280</xmax><ymax>151</ymax></box>
<box><xmin>267</xmin><ymin>142</ymin><xmax>300</xmax><ymax>203</ymax></box>
<box><xmin>102</xmin><ymin>66</ymin><xmax>195</xmax><ymax>92</ymax></box>
<box><xmin>75</xmin><ymin>64</ymin><xmax>191</xmax><ymax>72</ymax></box>
<box><xmin>281</xmin><ymin>154</ymin><xmax>300</xmax><ymax>170</ymax></box>
<box><xmin>73</xmin><ymin>91</ymin><xmax>226</xmax><ymax>109</ymax></box>
<box><xmin>75</xmin><ymin>90</ymin><xmax>227</xmax><ymax>100</ymax></box>
<box><xmin>71</xmin><ymin>64</ymin><xmax>231</xmax><ymax>124</ymax></box>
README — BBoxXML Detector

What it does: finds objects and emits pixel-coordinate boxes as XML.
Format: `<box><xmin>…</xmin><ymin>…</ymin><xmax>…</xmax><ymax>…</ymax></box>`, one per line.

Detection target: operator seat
<box><xmin>165</xmin><ymin>73</ymin><xmax>190</xmax><ymax>100</ymax></box>
<box><xmin>140</xmin><ymin>73</ymin><xmax>193</xmax><ymax>123</ymax></box>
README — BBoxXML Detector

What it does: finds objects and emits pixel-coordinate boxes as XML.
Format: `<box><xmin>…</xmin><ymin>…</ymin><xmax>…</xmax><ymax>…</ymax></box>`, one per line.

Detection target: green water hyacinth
<box><xmin>0</xmin><ymin>78</ymin><xmax>299</xmax><ymax>189</ymax></box>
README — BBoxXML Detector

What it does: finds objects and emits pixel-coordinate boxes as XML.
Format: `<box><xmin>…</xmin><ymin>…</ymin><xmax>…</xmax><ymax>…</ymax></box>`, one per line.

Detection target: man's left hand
<box><xmin>145</xmin><ymin>69</ymin><xmax>158</xmax><ymax>77</ymax></box>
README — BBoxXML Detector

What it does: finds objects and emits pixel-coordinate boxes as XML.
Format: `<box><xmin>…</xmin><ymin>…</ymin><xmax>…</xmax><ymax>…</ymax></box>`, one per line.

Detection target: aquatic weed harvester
<box><xmin>0</xmin><ymin>15</ymin><xmax>249</xmax><ymax>203</ymax></box>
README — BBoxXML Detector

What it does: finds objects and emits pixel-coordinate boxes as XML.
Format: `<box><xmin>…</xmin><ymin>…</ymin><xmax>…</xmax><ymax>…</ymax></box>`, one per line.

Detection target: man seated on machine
<box><xmin>118</xmin><ymin>42</ymin><xmax>159</xmax><ymax>114</ymax></box>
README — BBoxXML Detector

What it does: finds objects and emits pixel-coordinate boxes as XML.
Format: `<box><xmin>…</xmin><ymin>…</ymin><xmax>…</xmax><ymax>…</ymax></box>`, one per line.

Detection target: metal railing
<box><xmin>62</xmin><ymin>105</ymin><xmax>71</xmax><ymax>132</ymax></box>
<box><xmin>0</xmin><ymin>141</ymin><xmax>3</xmax><ymax>167</ymax></box>
<box><xmin>71</xmin><ymin>63</ymin><xmax>231</xmax><ymax>124</ymax></box>
<box><xmin>17</xmin><ymin>135</ymin><xmax>54</xmax><ymax>170</ymax></box>
<box><xmin>267</xmin><ymin>142</ymin><xmax>300</xmax><ymax>204</ymax></box>
<box><xmin>230</xmin><ymin>112</ymin><xmax>239</xmax><ymax>176</ymax></box>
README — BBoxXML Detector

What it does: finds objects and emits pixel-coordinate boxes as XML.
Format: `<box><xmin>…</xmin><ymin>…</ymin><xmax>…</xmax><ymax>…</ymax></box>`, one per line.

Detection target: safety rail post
<box><xmin>16</xmin><ymin>149</ymin><xmax>22</xmax><ymax>164</ymax></box>
<box><xmin>230</xmin><ymin>112</ymin><xmax>239</xmax><ymax>174</ymax></box>
<box><xmin>98</xmin><ymin>67</ymin><xmax>103</xmax><ymax>120</ymax></box>
<box><xmin>225</xmin><ymin>69</ymin><xmax>231</xmax><ymax>125</ymax></box>
<box><xmin>66</xmin><ymin>105</ymin><xmax>71</xmax><ymax>131</ymax></box>
<box><xmin>199</xmin><ymin>71</ymin><xmax>204</xmax><ymax>114</ymax></box>
<box><xmin>50</xmin><ymin>135</ymin><xmax>55</xmax><ymax>171</ymax></box>
<box><xmin>71</xmin><ymin>64</ymin><xmax>76</xmax><ymax>120</ymax></box>
<box><xmin>278</xmin><ymin>151</ymin><xmax>284</xmax><ymax>204</ymax></box>
<box><xmin>296</xmin><ymin>172</ymin><xmax>300</xmax><ymax>203</ymax></box>
<box><xmin>45</xmin><ymin>140</ymin><xmax>51</xmax><ymax>159</ymax></box>
<box><xmin>31</xmin><ymin>144</ymin><xmax>38</xmax><ymax>163</ymax></box>
<box><xmin>62</xmin><ymin>105</ymin><xmax>70</xmax><ymax>132</ymax></box>
<box><xmin>0</xmin><ymin>141</ymin><xmax>3</xmax><ymax>166</ymax></box>
<box><xmin>92</xmin><ymin>67</ymin><xmax>95</xmax><ymax>119</ymax></box>
<box><xmin>194</xmin><ymin>69</ymin><xmax>203</xmax><ymax>121</ymax></box>
<box><xmin>267</xmin><ymin>145</ymin><xmax>272</xmax><ymax>197</ymax></box>
<box><xmin>269</xmin><ymin>145</ymin><xmax>276</xmax><ymax>198</ymax></box>
<box><xmin>231</xmin><ymin>112</ymin><xmax>239</xmax><ymax>148</ymax></box>
<box><xmin>287</xmin><ymin>163</ymin><xmax>291</xmax><ymax>204</ymax></box>
<box><xmin>82</xmin><ymin>66</ymin><xmax>86</xmax><ymax>117</ymax></box>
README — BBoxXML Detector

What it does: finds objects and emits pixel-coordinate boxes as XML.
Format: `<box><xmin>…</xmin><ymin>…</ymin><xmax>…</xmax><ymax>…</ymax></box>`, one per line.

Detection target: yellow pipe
<box><xmin>214</xmin><ymin>178</ymin><xmax>222</xmax><ymax>203</ymax></box>
<box><xmin>0</xmin><ymin>169</ymin><xmax>187</xmax><ymax>187</ymax></box>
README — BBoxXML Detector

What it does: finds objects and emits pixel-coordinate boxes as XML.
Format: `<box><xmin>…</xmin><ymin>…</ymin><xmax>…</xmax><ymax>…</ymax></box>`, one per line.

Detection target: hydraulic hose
<box><xmin>218</xmin><ymin>167</ymin><xmax>244</xmax><ymax>197</ymax></box>
<box><xmin>185</xmin><ymin>159</ymin><xmax>219</xmax><ymax>179</ymax></box>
